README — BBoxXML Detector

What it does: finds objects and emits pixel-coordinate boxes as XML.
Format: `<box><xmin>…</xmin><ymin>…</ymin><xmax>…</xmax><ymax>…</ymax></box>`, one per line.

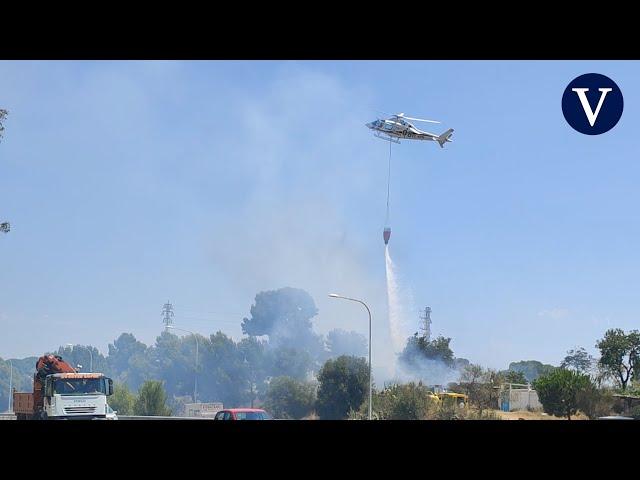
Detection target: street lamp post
<box><xmin>167</xmin><ymin>325</ymin><xmax>199</xmax><ymax>403</ymax></box>
<box><xmin>328</xmin><ymin>293</ymin><xmax>372</xmax><ymax>420</ymax></box>
<box><xmin>7</xmin><ymin>359</ymin><xmax>12</xmax><ymax>413</ymax></box>
<box><xmin>67</xmin><ymin>344</ymin><xmax>93</xmax><ymax>372</ymax></box>
<box><xmin>243</xmin><ymin>357</ymin><xmax>255</xmax><ymax>408</ymax></box>
<box><xmin>86</xmin><ymin>348</ymin><xmax>93</xmax><ymax>372</ymax></box>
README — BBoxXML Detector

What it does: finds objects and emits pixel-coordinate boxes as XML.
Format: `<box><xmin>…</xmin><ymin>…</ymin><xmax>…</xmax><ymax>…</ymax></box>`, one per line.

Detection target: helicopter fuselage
<box><xmin>366</xmin><ymin>119</ymin><xmax>437</xmax><ymax>141</ymax></box>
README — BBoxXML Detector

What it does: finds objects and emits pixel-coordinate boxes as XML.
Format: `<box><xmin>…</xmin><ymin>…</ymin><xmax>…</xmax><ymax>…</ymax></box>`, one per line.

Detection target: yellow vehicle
<box><xmin>426</xmin><ymin>391</ymin><xmax>440</xmax><ymax>402</ymax></box>
<box><xmin>435</xmin><ymin>392</ymin><xmax>468</xmax><ymax>408</ymax></box>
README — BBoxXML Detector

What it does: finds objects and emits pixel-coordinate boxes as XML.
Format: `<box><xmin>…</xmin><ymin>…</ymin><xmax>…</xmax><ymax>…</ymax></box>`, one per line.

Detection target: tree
<box><xmin>133</xmin><ymin>380</ymin><xmax>172</xmax><ymax>416</ymax></box>
<box><xmin>108</xmin><ymin>333</ymin><xmax>146</xmax><ymax>372</ymax></box>
<box><xmin>384</xmin><ymin>383</ymin><xmax>437</xmax><ymax>420</ymax></box>
<box><xmin>198</xmin><ymin>331</ymin><xmax>250</xmax><ymax>407</ymax></box>
<box><xmin>109</xmin><ymin>383</ymin><xmax>135</xmax><ymax>415</ymax></box>
<box><xmin>459</xmin><ymin>364</ymin><xmax>501</xmax><ymax>414</ymax></box>
<box><xmin>107</xmin><ymin>333</ymin><xmax>153</xmax><ymax>391</ymax></box>
<box><xmin>453</xmin><ymin>357</ymin><xmax>471</xmax><ymax>371</ymax></box>
<box><xmin>533</xmin><ymin>368</ymin><xmax>592</xmax><ymax>420</ymax></box>
<box><xmin>400</xmin><ymin>334</ymin><xmax>455</xmax><ymax>368</ymax></box>
<box><xmin>263</xmin><ymin>376</ymin><xmax>316</xmax><ymax>419</ymax></box>
<box><xmin>269</xmin><ymin>346</ymin><xmax>313</xmax><ymax>381</ymax></box>
<box><xmin>500</xmin><ymin>369</ymin><xmax>528</xmax><ymax>385</ymax></box>
<box><xmin>0</xmin><ymin>357</ymin><xmax>33</xmax><ymax>412</ymax></box>
<box><xmin>596</xmin><ymin>329</ymin><xmax>640</xmax><ymax>390</ymax></box>
<box><xmin>241</xmin><ymin>287</ymin><xmax>317</xmax><ymax>338</ymax></box>
<box><xmin>326</xmin><ymin>329</ymin><xmax>367</xmax><ymax>358</ymax></box>
<box><xmin>238</xmin><ymin>336</ymin><xmax>271</xmax><ymax>402</ymax></box>
<box><xmin>561</xmin><ymin>347</ymin><xmax>594</xmax><ymax>374</ymax></box>
<box><xmin>316</xmin><ymin>355</ymin><xmax>369</xmax><ymax>419</ymax></box>
<box><xmin>575</xmin><ymin>383</ymin><xmax>614</xmax><ymax>419</ymax></box>
<box><xmin>366</xmin><ymin>382</ymin><xmax>438</xmax><ymax>420</ymax></box>
<box><xmin>152</xmin><ymin>331</ymin><xmax>204</xmax><ymax>401</ymax></box>
<box><xmin>56</xmin><ymin>345</ymin><xmax>109</xmax><ymax>376</ymax></box>
<box><xmin>459</xmin><ymin>364</ymin><xmax>484</xmax><ymax>406</ymax></box>
<box><xmin>508</xmin><ymin>360</ymin><xmax>556</xmax><ymax>382</ymax></box>
<box><xmin>241</xmin><ymin>288</ymin><xmax>325</xmax><ymax>363</ymax></box>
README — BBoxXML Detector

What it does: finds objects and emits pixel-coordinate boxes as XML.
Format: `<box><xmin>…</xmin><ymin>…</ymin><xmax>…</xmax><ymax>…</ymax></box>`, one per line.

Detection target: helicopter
<box><xmin>366</xmin><ymin>112</ymin><xmax>454</xmax><ymax>148</ymax></box>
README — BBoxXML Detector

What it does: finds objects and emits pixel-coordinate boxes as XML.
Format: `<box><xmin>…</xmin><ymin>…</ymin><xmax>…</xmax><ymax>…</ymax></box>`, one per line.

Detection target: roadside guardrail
<box><xmin>0</xmin><ymin>413</ymin><xmax>217</xmax><ymax>420</ymax></box>
<box><xmin>117</xmin><ymin>415</ymin><xmax>215</xmax><ymax>420</ymax></box>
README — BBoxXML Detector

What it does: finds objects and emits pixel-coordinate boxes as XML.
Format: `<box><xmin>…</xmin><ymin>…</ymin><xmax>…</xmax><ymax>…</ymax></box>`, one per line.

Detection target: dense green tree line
<box><xmin>0</xmin><ymin>287</ymin><xmax>368</xmax><ymax>412</ymax></box>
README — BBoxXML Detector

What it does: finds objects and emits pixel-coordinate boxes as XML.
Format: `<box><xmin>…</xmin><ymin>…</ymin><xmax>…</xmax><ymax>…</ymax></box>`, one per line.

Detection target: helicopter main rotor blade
<box><xmin>402</xmin><ymin>116</ymin><xmax>441</xmax><ymax>124</ymax></box>
<box><xmin>377</xmin><ymin>111</ymin><xmax>405</xmax><ymax>117</ymax></box>
<box><xmin>375</xmin><ymin>111</ymin><xmax>440</xmax><ymax>123</ymax></box>
<box><xmin>376</xmin><ymin>111</ymin><xmax>397</xmax><ymax>119</ymax></box>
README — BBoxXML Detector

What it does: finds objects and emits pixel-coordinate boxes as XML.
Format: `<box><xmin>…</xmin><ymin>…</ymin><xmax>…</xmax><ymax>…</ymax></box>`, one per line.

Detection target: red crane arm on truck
<box><xmin>14</xmin><ymin>354</ymin><xmax>78</xmax><ymax>418</ymax></box>
<box><xmin>32</xmin><ymin>355</ymin><xmax>77</xmax><ymax>414</ymax></box>
<box><xmin>35</xmin><ymin>354</ymin><xmax>77</xmax><ymax>376</ymax></box>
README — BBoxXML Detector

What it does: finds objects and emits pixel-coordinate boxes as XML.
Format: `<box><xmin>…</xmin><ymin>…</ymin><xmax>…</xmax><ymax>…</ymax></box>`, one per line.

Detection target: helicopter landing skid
<box><xmin>373</xmin><ymin>132</ymin><xmax>401</xmax><ymax>144</ymax></box>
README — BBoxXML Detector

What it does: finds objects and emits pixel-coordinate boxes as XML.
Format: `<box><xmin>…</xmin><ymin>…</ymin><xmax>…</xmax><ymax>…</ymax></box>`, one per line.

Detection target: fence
<box><xmin>499</xmin><ymin>384</ymin><xmax>542</xmax><ymax>412</ymax></box>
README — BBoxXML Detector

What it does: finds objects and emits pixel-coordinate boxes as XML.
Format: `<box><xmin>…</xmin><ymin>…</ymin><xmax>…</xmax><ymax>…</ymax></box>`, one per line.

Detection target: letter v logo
<box><xmin>571</xmin><ymin>88</ymin><xmax>612</xmax><ymax>127</ymax></box>
<box><xmin>562</xmin><ymin>73</ymin><xmax>623</xmax><ymax>135</ymax></box>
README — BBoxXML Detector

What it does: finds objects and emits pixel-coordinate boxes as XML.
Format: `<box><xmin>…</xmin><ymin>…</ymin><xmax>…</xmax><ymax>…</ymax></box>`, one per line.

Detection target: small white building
<box><xmin>183</xmin><ymin>402</ymin><xmax>224</xmax><ymax>418</ymax></box>
<box><xmin>498</xmin><ymin>384</ymin><xmax>542</xmax><ymax>412</ymax></box>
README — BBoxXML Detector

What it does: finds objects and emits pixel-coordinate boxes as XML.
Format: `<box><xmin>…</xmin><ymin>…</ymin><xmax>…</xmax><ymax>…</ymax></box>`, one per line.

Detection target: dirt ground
<box><xmin>494</xmin><ymin>409</ymin><xmax>589</xmax><ymax>420</ymax></box>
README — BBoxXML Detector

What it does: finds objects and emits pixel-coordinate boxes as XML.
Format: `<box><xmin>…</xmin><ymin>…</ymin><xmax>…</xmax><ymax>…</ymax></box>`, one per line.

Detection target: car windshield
<box><xmin>234</xmin><ymin>411</ymin><xmax>271</xmax><ymax>420</ymax></box>
<box><xmin>54</xmin><ymin>378</ymin><xmax>106</xmax><ymax>395</ymax></box>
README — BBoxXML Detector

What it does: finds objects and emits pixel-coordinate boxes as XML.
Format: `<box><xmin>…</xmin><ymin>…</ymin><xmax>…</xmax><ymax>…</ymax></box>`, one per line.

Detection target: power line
<box><xmin>172</xmin><ymin>305</ymin><xmax>246</xmax><ymax>317</ymax></box>
<box><xmin>179</xmin><ymin>315</ymin><xmax>240</xmax><ymax>325</ymax></box>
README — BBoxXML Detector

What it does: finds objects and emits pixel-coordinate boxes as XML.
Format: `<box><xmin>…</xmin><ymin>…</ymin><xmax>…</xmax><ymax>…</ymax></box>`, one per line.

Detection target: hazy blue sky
<box><xmin>1</xmin><ymin>61</ymin><xmax>639</xmax><ymax>377</ymax></box>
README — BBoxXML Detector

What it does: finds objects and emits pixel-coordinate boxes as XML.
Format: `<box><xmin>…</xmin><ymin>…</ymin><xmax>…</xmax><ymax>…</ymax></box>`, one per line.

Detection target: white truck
<box><xmin>13</xmin><ymin>354</ymin><xmax>116</xmax><ymax>420</ymax></box>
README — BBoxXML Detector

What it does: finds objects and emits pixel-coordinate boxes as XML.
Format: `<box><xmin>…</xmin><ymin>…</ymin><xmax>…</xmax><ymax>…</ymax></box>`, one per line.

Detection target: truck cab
<box><xmin>42</xmin><ymin>373</ymin><xmax>114</xmax><ymax>419</ymax></box>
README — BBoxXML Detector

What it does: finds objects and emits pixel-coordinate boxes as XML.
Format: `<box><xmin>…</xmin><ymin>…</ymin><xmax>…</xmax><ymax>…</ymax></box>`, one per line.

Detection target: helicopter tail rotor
<box><xmin>436</xmin><ymin>128</ymin><xmax>454</xmax><ymax>148</ymax></box>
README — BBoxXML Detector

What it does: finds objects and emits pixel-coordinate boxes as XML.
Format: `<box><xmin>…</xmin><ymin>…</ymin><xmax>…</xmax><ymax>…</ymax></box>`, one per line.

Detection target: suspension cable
<box><xmin>386</xmin><ymin>137</ymin><xmax>391</xmax><ymax>225</ymax></box>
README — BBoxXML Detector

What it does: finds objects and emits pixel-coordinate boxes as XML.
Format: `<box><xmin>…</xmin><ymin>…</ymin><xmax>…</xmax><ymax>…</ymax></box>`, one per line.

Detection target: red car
<box><xmin>213</xmin><ymin>408</ymin><xmax>272</xmax><ymax>420</ymax></box>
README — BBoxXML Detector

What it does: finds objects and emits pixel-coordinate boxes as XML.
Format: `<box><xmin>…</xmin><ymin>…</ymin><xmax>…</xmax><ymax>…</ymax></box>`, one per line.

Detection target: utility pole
<box><xmin>161</xmin><ymin>301</ymin><xmax>174</xmax><ymax>332</ymax></box>
<box><xmin>1</xmin><ymin>110</ymin><xmax>9</xmax><ymax>234</ymax></box>
<box><xmin>419</xmin><ymin>306</ymin><xmax>432</xmax><ymax>341</ymax></box>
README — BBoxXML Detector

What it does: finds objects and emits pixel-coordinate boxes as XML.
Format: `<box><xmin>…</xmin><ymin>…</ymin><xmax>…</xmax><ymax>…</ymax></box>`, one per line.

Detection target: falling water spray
<box><xmin>384</xmin><ymin>246</ymin><xmax>412</xmax><ymax>353</ymax></box>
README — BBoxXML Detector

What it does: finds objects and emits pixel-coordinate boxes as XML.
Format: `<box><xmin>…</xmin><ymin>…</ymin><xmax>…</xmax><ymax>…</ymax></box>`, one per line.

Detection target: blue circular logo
<box><xmin>562</xmin><ymin>73</ymin><xmax>623</xmax><ymax>135</ymax></box>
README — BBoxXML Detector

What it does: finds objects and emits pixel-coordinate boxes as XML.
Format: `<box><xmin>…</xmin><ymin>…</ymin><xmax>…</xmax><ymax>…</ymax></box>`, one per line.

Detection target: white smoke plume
<box><xmin>393</xmin><ymin>357</ymin><xmax>462</xmax><ymax>387</ymax></box>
